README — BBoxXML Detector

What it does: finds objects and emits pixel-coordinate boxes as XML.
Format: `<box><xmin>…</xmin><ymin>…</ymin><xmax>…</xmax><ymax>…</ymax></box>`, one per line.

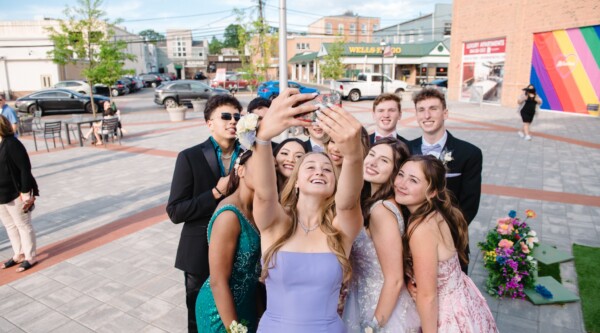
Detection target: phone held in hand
<box><xmin>295</xmin><ymin>93</ymin><xmax>342</xmax><ymax>122</ymax></box>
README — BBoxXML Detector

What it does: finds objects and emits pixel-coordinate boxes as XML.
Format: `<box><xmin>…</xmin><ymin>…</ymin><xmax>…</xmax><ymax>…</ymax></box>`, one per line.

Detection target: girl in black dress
<box><xmin>517</xmin><ymin>84</ymin><xmax>542</xmax><ymax>141</ymax></box>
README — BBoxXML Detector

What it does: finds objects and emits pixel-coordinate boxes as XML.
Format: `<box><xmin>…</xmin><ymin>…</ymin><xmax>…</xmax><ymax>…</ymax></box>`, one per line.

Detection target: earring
<box><xmin>295</xmin><ymin>187</ymin><xmax>299</xmax><ymax>196</ymax></box>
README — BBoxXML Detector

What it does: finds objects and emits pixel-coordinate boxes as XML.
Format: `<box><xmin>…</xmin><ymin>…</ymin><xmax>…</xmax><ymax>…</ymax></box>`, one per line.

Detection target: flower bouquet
<box><xmin>478</xmin><ymin>210</ymin><xmax>539</xmax><ymax>299</ymax></box>
<box><xmin>227</xmin><ymin>320</ymin><xmax>248</xmax><ymax>333</ymax></box>
<box><xmin>236</xmin><ymin>113</ymin><xmax>260</xmax><ymax>150</ymax></box>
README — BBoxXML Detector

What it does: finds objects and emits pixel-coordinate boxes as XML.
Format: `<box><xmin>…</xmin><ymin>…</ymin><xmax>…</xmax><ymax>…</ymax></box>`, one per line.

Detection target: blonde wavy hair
<box><xmin>260</xmin><ymin>152</ymin><xmax>353</xmax><ymax>283</ymax></box>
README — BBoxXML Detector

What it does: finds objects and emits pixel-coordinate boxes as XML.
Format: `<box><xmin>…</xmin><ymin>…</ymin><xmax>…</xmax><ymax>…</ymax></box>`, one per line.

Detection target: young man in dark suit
<box><xmin>407</xmin><ymin>88</ymin><xmax>482</xmax><ymax>274</ymax></box>
<box><xmin>368</xmin><ymin>93</ymin><xmax>409</xmax><ymax>145</ymax></box>
<box><xmin>302</xmin><ymin>122</ymin><xmax>327</xmax><ymax>153</ymax></box>
<box><xmin>166</xmin><ymin>95</ymin><xmax>243</xmax><ymax>332</ymax></box>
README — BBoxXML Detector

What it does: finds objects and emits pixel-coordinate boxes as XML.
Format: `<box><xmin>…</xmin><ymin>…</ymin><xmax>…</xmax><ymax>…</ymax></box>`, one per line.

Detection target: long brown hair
<box><xmin>0</xmin><ymin>115</ymin><xmax>14</xmax><ymax>137</ymax></box>
<box><xmin>402</xmin><ymin>155</ymin><xmax>469</xmax><ymax>277</ymax></box>
<box><xmin>225</xmin><ymin>150</ymin><xmax>253</xmax><ymax>196</ymax></box>
<box><xmin>260</xmin><ymin>152</ymin><xmax>353</xmax><ymax>283</ymax></box>
<box><xmin>361</xmin><ymin>137</ymin><xmax>410</xmax><ymax>227</ymax></box>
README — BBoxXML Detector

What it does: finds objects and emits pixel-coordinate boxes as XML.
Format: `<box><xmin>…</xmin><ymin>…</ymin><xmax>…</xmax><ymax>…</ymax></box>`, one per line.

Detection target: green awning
<box><xmin>289</xmin><ymin>52</ymin><xmax>319</xmax><ymax>64</ymax></box>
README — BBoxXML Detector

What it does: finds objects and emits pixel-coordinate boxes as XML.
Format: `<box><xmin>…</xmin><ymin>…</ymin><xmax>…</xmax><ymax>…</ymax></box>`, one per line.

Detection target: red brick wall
<box><xmin>448</xmin><ymin>0</ymin><xmax>600</xmax><ymax>107</ymax></box>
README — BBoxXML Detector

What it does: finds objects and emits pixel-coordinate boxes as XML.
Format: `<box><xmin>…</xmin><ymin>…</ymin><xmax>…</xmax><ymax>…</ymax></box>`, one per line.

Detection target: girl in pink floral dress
<box><xmin>394</xmin><ymin>155</ymin><xmax>498</xmax><ymax>333</ymax></box>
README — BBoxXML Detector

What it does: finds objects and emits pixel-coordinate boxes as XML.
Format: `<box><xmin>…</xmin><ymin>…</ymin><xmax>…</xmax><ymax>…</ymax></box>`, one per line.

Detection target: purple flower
<box><xmin>507</xmin><ymin>259</ymin><xmax>518</xmax><ymax>271</ymax></box>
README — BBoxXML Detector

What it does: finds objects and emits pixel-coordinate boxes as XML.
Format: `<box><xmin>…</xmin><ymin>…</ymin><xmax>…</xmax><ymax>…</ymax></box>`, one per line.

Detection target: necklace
<box><xmin>298</xmin><ymin>219</ymin><xmax>320</xmax><ymax>234</ymax></box>
<box><xmin>222</xmin><ymin>152</ymin><xmax>233</xmax><ymax>159</ymax></box>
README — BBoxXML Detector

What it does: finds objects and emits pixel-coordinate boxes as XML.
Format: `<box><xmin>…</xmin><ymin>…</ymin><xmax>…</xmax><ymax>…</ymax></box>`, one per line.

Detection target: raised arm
<box><xmin>253</xmin><ymin>89</ymin><xmax>318</xmax><ymax>232</ymax></box>
<box><xmin>316</xmin><ymin>104</ymin><xmax>364</xmax><ymax>240</ymax></box>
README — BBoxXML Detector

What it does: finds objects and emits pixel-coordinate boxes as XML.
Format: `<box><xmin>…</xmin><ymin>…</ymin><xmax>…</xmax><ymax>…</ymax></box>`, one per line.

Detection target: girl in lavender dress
<box><xmin>252</xmin><ymin>90</ymin><xmax>365</xmax><ymax>333</ymax></box>
<box><xmin>343</xmin><ymin>137</ymin><xmax>420</xmax><ymax>332</ymax></box>
<box><xmin>395</xmin><ymin>155</ymin><xmax>498</xmax><ymax>333</ymax></box>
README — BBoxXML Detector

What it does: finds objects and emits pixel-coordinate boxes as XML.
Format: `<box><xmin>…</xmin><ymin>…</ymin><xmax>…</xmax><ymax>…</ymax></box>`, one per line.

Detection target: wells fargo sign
<box><xmin>347</xmin><ymin>46</ymin><xmax>402</xmax><ymax>55</ymax></box>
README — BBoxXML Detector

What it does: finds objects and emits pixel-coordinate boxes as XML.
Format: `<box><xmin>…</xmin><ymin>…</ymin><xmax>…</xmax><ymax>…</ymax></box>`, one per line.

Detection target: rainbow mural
<box><xmin>530</xmin><ymin>25</ymin><xmax>600</xmax><ymax>115</ymax></box>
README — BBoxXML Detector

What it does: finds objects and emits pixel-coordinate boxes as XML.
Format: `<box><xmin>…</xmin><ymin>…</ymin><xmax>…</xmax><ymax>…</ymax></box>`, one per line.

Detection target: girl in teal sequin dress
<box><xmin>196</xmin><ymin>151</ymin><xmax>261</xmax><ymax>332</ymax></box>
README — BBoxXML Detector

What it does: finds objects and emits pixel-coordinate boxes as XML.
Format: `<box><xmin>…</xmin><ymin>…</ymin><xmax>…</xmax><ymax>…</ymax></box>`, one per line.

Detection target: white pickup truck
<box><xmin>335</xmin><ymin>73</ymin><xmax>408</xmax><ymax>102</ymax></box>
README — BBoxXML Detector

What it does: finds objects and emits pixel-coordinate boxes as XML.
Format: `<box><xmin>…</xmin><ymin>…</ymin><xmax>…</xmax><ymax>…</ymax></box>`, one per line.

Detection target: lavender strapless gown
<box><xmin>258</xmin><ymin>251</ymin><xmax>346</xmax><ymax>333</ymax></box>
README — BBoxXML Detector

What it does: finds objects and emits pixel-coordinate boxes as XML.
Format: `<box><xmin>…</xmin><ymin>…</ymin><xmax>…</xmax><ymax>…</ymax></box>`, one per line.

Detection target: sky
<box><xmin>1</xmin><ymin>0</ymin><xmax>452</xmax><ymax>40</ymax></box>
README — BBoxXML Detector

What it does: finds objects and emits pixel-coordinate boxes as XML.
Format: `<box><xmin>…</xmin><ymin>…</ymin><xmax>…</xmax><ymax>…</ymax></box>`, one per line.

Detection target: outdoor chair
<box><xmin>18</xmin><ymin>116</ymin><xmax>34</xmax><ymax>136</ymax></box>
<box><xmin>33</xmin><ymin>110</ymin><xmax>43</xmax><ymax>130</ymax></box>
<box><xmin>33</xmin><ymin>121</ymin><xmax>64</xmax><ymax>152</ymax></box>
<box><xmin>100</xmin><ymin>117</ymin><xmax>121</xmax><ymax>147</ymax></box>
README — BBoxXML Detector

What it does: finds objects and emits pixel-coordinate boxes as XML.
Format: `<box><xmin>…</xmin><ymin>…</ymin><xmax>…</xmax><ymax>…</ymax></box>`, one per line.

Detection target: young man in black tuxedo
<box><xmin>407</xmin><ymin>88</ymin><xmax>482</xmax><ymax>274</ymax></box>
<box><xmin>167</xmin><ymin>95</ymin><xmax>243</xmax><ymax>332</ymax></box>
<box><xmin>368</xmin><ymin>93</ymin><xmax>409</xmax><ymax>145</ymax></box>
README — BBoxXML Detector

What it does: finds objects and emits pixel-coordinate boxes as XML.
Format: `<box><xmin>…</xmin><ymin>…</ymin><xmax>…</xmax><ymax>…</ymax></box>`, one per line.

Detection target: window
<box><xmin>401</xmin><ymin>34</ymin><xmax>405</xmax><ymax>44</ymax></box>
<box><xmin>418</xmin><ymin>28</ymin><xmax>423</xmax><ymax>41</ymax></box>
<box><xmin>172</xmin><ymin>83</ymin><xmax>191</xmax><ymax>91</ymax></box>
<box><xmin>325</xmin><ymin>23</ymin><xmax>332</xmax><ymax>34</ymax></box>
<box><xmin>361</xmin><ymin>24</ymin><xmax>367</xmax><ymax>35</ymax></box>
<box><xmin>409</xmin><ymin>30</ymin><xmax>415</xmax><ymax>43</ymax></box>
<box><xmin>373</xmin><ymin>24</ymin><xmax>378</xmax><ymax>31</ymax></box>
<box><xmin>32</xmin><ymin>91</ymin><xmax>57</xmax><ymax>98</ymax></box>
<box><xmin>182</xmin><ymin>53</ymin><xmax>186</xmax><ymax>57</ymax></box>
<box><xmin>56</xmin><ymin>91</ymin><xmax>71</xmax><ymax>98</ymax></box>
<box><xmin>357</xmin><ymin>74</ymin><xmax>367</xmax><ymax>81</ymax></box>
<box><xmin>198</xmin><ymin>52</ymin><xmax>203</xmax><ymax>56</ymax></box>
<box><xmin>338</xmin><ymin>24</ymin><xmax>344</xmax><ymax>35</ymax></box>
<box><xmin>41</xmin><ymin>75</ymin><xmax>52</xmax><ymax>88</ymax></box>
<box><xmin>306</xmin><ymin>43</ymin><xmax>310</xmax><ymax>49</ymax></box>
<box><xmin>350</xmin><ymin>24</ymin><xmax>356</xmax><ymax>34</ymax></box>
<box><xmin>191</xmin><ymin>83</ymin><xmax>208</xmax><ymax>90</ymax></box>
<box><xmin>444</xmin><ymin>22</ymin><xmax>452</xmax><ymax>36</ymax></box>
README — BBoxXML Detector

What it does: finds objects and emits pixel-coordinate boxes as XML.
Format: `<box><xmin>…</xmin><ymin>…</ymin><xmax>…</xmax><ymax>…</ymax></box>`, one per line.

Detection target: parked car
<box><xmin>139</xmin><ymin>74</ymin><xmax>163</xmax><ymax>88</ymax></box>
<box><xmin>158</xmin><ymin>73</ymin><xmax>171</xmax><ymax>83</ymax></box>
<box><xmin>14</xmin><ymin>89</ymin><xmax>110</xmax><ymax>115</ymax></box>
<box><xmin>424</xmin><ymin>78</ymin><xmax>448</xmax><ymax>92</ymax></box>
<box><xmin>120</xmin><ymin>77</ymin><xmax>138</xmax><ymax>93</ymax></box>
<box><xmin>335</xmin><ymin>73</ymin><xmax>408</xmax><ymax>102</ymax></box>
<box><xmin>167</xmin><ymin>72</ymin><xmax>178</xmax><ymax>80</ymax></box>
<box><xmin>257</xmin><ymin>81</ymin><xmax>319</xmax><ymax>100</ymax></box>
<box><xmin>194</xmin><ymin>72</ymin><xmax>208</xmax><ymax>80</ymax></box>
<box><xmin>154</xmin><ymin>80</ymin><xmax>230</xmax><ymax>108</ymax></box>
<box><xmin>211</xmin><ymin>74</ymin><xmax>250</xmax><ymax>91</ymax></box>
<box><xmin>53</xmin><ymin>80</ymin><xmax>92</xmax><ymax>95</ymax></box>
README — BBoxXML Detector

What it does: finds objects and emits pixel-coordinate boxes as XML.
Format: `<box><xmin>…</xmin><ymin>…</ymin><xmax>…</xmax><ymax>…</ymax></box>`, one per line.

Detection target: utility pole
<box><xmin>257</xmin><ymin>0</ymin><xmax>265</xmax><ymax>59</ymax></box>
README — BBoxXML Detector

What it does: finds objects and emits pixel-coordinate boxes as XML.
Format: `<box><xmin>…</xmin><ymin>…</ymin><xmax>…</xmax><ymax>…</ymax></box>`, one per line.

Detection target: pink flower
<box><xmin>499</xmin><ymin>239</ymin><xmax>514</xmax><ymax>249</ymax></box>
<box><xmin>497</xmin><ymin>217</ymin><xmax>512</xmax><ymax>226</ymax></box>
<box><xmin>521</xmin><ymin>242</ymin><xmax>530</xmax><ymax>254</ymax></box>
<box><xmin>497</xmin><ymin>222</ymin><xmax>514</xmax><ymax>235</ymax></box>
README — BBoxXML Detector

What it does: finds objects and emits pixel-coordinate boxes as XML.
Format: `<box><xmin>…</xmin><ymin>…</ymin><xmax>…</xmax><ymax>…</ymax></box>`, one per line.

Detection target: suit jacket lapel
<box><xmin>201</xmin><ymin>139</ymin><xmax>220</xmax><ymax>180</ymax></box>
<box><xmin>412</xmin><ymin>137</ymin><xmax>423</xmax><ymax>155</ymax></box>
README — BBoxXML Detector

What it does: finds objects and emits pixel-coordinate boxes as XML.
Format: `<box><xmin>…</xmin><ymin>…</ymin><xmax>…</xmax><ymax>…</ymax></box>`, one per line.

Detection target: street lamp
<box><xmin>380</xmin><ymin>40</ymin><xmax>387</xmax><ymax>94</ymax></box>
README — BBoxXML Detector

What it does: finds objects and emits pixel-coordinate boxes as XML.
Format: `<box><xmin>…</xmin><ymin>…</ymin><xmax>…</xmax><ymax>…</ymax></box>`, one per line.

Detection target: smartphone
<box><xmin>295</xmin><ymin>93</ymin><xmax>342</xmax><ymax>122</ymax></box>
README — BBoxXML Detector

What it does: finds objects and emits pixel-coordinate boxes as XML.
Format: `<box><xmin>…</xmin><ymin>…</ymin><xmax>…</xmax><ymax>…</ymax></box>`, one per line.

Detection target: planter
<box><xmin>167</xmin><ymin>106</ymin><xmax>187</xmax><ymax>122</ymax></box>
<box><xmin>191</xmin><ymin>100</ymin><xmax>206</xmax><ymax>113</ymax></box>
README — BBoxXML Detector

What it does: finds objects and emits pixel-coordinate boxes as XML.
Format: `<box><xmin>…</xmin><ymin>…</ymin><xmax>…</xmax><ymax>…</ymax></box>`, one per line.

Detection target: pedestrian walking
<box><xmin>517</xmin><ymin>84</ymin><xmax>543</xmax><ymax>141</ymax></box>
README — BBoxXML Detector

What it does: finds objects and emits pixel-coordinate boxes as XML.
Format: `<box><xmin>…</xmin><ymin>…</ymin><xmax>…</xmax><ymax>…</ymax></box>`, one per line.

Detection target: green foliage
<box><xmin>45</xmin><ymin>0</ymin><xmax>135</xmax><ymax>116</ymax></box>
<box><xmin>138</xmin><ymin>29</ymin><xmax>164</xmax><ymax>43</ymax></box>
<box><xmin>321</xmin><ymin>39</ymin><xmax>346</xmax><ymax>80</ymax></box>
<box><xmin>209</xmin><ymin>36</ymin><xmax>223</xmax><ymax>55</ymax></box>
<box><xmin>573</xmin><ymin>244</ymin><xmax>600</xmax><ymax>333</ymax></box>
<box><xmin>223</xmin><ymin>24</ymin><xmax>243</xmax><ymax>49</ymax></box>
<box><xmin>234</xmin><ymin>6</ymin><xmax>276</xmax><ymax>81</ymax></box>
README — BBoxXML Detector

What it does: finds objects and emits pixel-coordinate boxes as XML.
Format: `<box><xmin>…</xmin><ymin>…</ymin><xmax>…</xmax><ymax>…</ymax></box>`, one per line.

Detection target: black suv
<box><xmin>154</xmin><ymin>80</ymin><xmax>229</xmax><ymax>108</ymax></box>
<box><xmin>139</xmin><ymin>74</ymin><xmax>163</xmax><ymax>88</ymax></box>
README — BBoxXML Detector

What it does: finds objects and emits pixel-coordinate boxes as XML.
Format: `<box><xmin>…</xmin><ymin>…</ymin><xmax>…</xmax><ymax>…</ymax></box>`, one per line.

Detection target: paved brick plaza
<box><xmin>0</xmin><ymin>89</ymin><xmax>598</xmax><ymax>332</ymax></box>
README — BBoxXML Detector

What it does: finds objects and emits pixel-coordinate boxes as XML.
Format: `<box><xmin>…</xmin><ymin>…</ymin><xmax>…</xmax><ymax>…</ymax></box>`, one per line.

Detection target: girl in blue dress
<box><xmin>252</xmin><ymin>90</ymin><xmax>365</xmax><ymax>332</ymax></box>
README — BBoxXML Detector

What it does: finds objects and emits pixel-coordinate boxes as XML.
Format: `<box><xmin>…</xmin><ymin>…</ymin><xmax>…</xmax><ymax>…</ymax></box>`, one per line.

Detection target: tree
<box><xmin>223</xmin><ymin>24</ymin><xmax>243</xmax><ymax>49</ymax></box>
<box><xmin>208</xmin><ymin>36</ymin><xmax>223</xmax><ymax>55</ymax></box>
<box><xmin>321</xmin><ymin>39</ymin><xmax>346</xmax><ymax>80</ymax></box>
<box><xmin>139</xmin><ymin>29</ymin><xmax>164</xmax><ymax>43</ymax></box>
<box><xmin>46</xmin><ymin>0</ymin><xmax>135</xmax><ymax>116</ymax></box>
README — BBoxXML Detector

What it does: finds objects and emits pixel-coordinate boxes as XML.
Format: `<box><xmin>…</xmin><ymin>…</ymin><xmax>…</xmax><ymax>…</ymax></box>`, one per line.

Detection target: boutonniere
<box><xmin>235</xmin><ymin>114</ymin><xmax>259</xmax><ymax>150</ymax></box>
<box><xmin>441</xmin><ymin>149</ymin><xmax>453</xmax><ymax>166</ymax></box>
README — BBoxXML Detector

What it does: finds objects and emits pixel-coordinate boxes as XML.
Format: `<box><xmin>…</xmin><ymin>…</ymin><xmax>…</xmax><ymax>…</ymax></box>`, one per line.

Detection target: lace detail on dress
<box><xmin>437</xmin><ymin>254</ymin><xmax>499</xmax><ymax>333</ymax></box>
<box><xmin>343</xmin><ymin>200</ymin><xmax>420</xmax><ymax>332</ymax></box>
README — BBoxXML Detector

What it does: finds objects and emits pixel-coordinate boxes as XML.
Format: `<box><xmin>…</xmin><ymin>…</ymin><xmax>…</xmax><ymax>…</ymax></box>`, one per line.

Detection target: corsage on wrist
<box><xmin>227</xmin><ymin>320</ymin><xmax>248</xmax><ymax>333</ymax></box>
<box><xmin>236</xmin><ymin>114</ymin><xmax>260</xmax><ymax>150</ymax></box>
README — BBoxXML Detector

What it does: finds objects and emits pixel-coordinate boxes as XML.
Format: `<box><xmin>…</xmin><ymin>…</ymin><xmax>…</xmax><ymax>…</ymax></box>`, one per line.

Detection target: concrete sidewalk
<box><xmin>0</xmin><ymin>91</ymin><xmax>598</xmax><ymax>332</ymax></box>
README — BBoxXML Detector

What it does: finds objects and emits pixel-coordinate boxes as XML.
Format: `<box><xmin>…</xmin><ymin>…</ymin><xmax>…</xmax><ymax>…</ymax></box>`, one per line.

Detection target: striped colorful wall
<box><xmin>530</xmin><ymin>25</ymin><xmax>600</xmax><ymax>114</ymax></box>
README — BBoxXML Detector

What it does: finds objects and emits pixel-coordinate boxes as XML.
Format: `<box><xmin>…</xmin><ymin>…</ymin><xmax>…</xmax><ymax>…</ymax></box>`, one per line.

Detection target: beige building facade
<box><xmin>448</xmin><ymin>0</ymin><xmax>599</xmax><ymax>115</ymax></box>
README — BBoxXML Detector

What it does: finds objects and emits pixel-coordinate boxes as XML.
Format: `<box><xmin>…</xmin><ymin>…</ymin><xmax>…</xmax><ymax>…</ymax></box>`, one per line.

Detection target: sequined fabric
<box><xmin>437</xmin><ymin>254</ymin><xmax>499</xmax><ymax>333</ymax></box>
<box><xmin>196</xmin><ymin>205</ymin><xmax>261</xmax><ymax>332</ymax></box>
<box><xmin>342</xmin><ymin>200</ymin><xmax>420</xmax><ymax>332</ymax></box>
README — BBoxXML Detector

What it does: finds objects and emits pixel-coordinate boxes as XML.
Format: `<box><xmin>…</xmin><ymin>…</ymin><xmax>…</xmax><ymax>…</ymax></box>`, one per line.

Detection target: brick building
<box><xmin>448</xmin><ymin>0</ymin><xmax>599</xmax><ymax>115</ymax></box>
<box><xmin>308</xmin><ymin>13</ymin><xmax>380</xmax><ymax>43</ymax></box>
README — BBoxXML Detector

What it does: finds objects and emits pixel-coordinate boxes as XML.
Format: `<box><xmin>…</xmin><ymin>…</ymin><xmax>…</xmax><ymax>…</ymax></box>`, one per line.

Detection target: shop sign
<box><xmin>347</xmin><ymin>46</ymin><xmax>402</xmax><ymax>55</ymax></box>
